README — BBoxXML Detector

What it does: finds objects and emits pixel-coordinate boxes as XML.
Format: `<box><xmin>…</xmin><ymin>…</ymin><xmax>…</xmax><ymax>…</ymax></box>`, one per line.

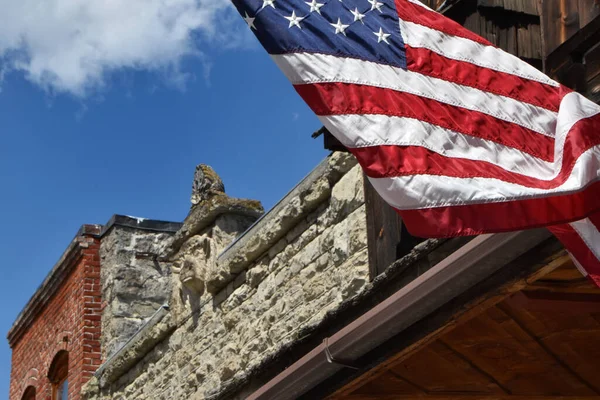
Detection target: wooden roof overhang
<box><xmin>245</xmin><ymin>231</ymin><xmax>600</xmax><ymax>400</ymax></box>
<box><xmin>246</xmin><ymin>227</ymin><xmax>600</xmax><ymax>400</ymax></box>
<box><xmin>327</xmin><ymin>253</ymin><xmax>600</xmax><ymax>400</ymax></box>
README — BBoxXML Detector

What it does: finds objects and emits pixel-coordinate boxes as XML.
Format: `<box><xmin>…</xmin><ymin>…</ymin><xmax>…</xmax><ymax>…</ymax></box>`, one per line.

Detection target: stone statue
<box><xmin>191</xmin><ymin>164</ymin><xmax>225</xmax><ymax>206</ymax></box>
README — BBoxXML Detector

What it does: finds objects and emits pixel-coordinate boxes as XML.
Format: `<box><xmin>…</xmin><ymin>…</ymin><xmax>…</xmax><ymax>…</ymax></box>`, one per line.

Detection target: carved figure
<box><xmin>191</xmin><ymin>165</ymin><xmax>225</xmax><ymax>206</ymax></box>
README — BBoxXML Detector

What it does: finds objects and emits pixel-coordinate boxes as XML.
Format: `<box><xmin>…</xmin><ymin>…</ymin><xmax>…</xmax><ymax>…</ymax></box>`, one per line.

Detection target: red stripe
<box><xmin>395</xmin><ymin>0</ymin><xmax>492</xmax><ymax>46</ymax></box>
<box><xmin>548</xmin><ymin>222</ymin><xmax>600</xmax><ymax>287</ymax></box>
<box><xmin>398</xmin><ymin>180</ymin><xmax>600</xmax><ymax>238</ymax></box>
<box><xmin>589</xmin><ymin>212</ymin><xmax>600</xmax><ymax>228</ymax></box>
<box><xmin>351</xmin><ymin>112</ymin><xmax>600</xmax><ymax>188</ymax></box>
<box><xmin>296</xmin><ymin>82</ymin><xmax>555</xmax><ymax>161</ymax></box>
<box><xmin>405</xmin><ymin>45</ymin><xmax>567</xmax><ymax>112</ymax></box>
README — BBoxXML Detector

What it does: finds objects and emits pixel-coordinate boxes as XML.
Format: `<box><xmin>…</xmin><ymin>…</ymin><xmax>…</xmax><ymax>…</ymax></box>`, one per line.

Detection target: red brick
<box><xmin>8</xmin><ymin>236</ymin><xmax>102</xmax><ymax>400</ymax></box>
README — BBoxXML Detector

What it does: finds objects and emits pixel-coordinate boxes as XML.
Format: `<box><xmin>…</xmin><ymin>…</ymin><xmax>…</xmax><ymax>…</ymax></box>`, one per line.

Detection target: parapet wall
<box><xmin>84</xmin><ymin>152</ymin><xmax>371</xmax><ymax>400</ymax></box>
<box><xmin>99</xmin><ymin>217</ymin><xmax>182</xmax><ymax>360</ymax></box>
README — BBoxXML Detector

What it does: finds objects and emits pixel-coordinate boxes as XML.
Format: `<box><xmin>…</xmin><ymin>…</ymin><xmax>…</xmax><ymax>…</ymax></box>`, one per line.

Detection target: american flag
<box><xmin>232</xmin><ymin>0</ymin><xmax>600</xmax><ymax>284</ymax></box>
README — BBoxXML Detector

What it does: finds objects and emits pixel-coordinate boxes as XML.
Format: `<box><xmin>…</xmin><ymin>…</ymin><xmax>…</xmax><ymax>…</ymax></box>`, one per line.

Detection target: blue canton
<box><xmin>232</xmin><ymin>0</ymin><xmax>407</xmax><ymax>69</ymax></box>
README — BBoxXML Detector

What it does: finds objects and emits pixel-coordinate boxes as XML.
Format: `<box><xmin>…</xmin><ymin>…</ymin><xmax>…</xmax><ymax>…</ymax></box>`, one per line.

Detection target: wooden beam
<box><xmin>326</xmin><ymin>254</ymin><xmax>572</xmax><ymax>399</ymax></box>
<box><xmin>505</xmin><ymin>290</ymin><xmax>600</xmax><ymax>313</ymax></box>
<box><xmin>344</xmin><ymin>396</ymin><xmax>600</xmax><ymax>400</ymax></box>
<box><xmin>546</xmin><ymin>11</ymin><xmax>600</xmax><ymax>74</ymax></box>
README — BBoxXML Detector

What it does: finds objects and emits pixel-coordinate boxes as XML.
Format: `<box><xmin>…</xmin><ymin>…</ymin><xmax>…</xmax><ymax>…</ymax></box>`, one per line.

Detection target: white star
<box><xmin>261</xmin><ymin>0</ymin><xmax>275</xmax><ymax>9</ymax></box>
<box><xmin>330</xmin><ymin>18</ymin><xmax>350</xmax><ymax>35</ymax></box>
<box><xmin>373</xmin><ymin>27</ymin><xmax>391</xmax><ymax>44</ymax></box>
<box><xmin>305</xmin><ymin>0</ymin><xmax>324</xmax><ymax>13</ymax></box>
<box><xmin>284</xmin><ymin>10</ymin><xmax>305</xmax><ymax>29</ymax></box>
<box><xmin>368</xmin><ymin>0</ymin><xmax>384</xmax><ymax>12</ymax></box>
<box><xmin>350</xmin><ymin>8</ymin><xmax>365</xmax><ymax>23</ymax></box>
<box><xmin>243</xmin><ymin>12</ymin><xmax>256</xmax><ymax>30</ymax></box>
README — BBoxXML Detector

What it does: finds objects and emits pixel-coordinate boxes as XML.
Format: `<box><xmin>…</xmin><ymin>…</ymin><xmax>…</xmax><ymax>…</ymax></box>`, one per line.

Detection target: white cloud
<box><xmin>0</xmin><ymin>0</ymin><xmax>248</xmax><ymax>97</ymax></box>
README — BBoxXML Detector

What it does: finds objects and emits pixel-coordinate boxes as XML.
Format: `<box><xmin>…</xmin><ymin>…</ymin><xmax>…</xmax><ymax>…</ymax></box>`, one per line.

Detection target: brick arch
<box><xmin>47</xmin><ymin>350</ymin><xmax>69</xmax><ymax>383</ymax></box>
<box><xmin>41</xmin><ymin>332</ymin><xmax>71</xmax><ymax>374</ymax></box>
<box><xmin>20</xmin><ymin>368</ymin><xmax>39</xmax><ymax>396</ymax></box>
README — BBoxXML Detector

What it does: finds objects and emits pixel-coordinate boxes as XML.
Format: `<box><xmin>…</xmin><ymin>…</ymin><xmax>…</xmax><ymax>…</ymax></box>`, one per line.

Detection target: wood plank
<box><xmin>525</xmin><ymin>260</ymin><xmax>599</xmax><ymax>294</ymax></box>
<box><xmin>344</xmin><ymin>396</ymin><xmax>600</xmax><ymax>400</ymax></box>
<box><xmin>526</xmin><ymin>280</ymin><xmax>600</xmax><ymax>294</ymax></box>
<box><xmin>579</xmin><ymin>0</ymin><xmax>600</xmax><ymax>28</ymax></box>
<box><xmin>442</xmin><ymin>306</ymin><xmax>597</xmax><ymax>396</ymax></box>
<box><xmin>392</xmin><ymin>341</ymin><xmax>507</xmax><ymax>394</ymax></box>
<box><xmin>546</xmin><ymin>11</ymin><xmax>600</xmax><ymax>74</ymax></box>
<box><xmin>505</xmin><ymin>291</ymin><xmax>600</xmax><ymax>313</ymax></box>
<box><xmin>326</xmin><ymin>254</ymin><xmax>571</xmax><ymax>399</ymax></box>
<box><xmin>350</xmin><ymin>371</ymin><xmax>424</xmax><ymax>396</ymax></box>
<box><xmin>499</xmin><ymin>298</ymin><xmax>600</xmax><ymax>394</ymax></box>
<box><xmin>542</xmin><ymin>0</ymin><xmax>580</xmax><ymax>56</ymax></box>
<box><xmin>363</xmin><ymin>176</ymin><xmax>424</xmax><ymax>279</ymax></box>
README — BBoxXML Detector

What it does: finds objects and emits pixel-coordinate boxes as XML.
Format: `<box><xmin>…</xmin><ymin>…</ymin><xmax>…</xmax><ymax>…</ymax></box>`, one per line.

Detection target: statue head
<box><xmin>191</xmin><ymin>164</ymin><xmax>225</xmax><ymax>206</ymax></box>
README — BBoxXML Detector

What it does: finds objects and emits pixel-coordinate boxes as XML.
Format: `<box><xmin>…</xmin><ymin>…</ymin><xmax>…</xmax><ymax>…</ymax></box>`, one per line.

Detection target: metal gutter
<box><xmin>246</xmin><ymin>229</ymin><xmax>551</xmax><ymax>400</ymax></box>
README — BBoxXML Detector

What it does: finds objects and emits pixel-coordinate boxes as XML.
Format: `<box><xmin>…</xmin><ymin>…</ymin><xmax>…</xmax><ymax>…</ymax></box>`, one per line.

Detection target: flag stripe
<box><xmin>395</xmin><ymin>0</ymin><xmax>492</xmax><ymax>46</ymax></box>
<box><xmin>236</xmin><ymin>0</ymin><xmax>600</xmax><ymax>287</ymax></box>
<box><xmin>351</xmin><ymin>139</ymin><xmax>600</xmax><ymax>189</ymax></box>
<box><xmin>321</xmin><ymin>114</ymin><xmax>555</xmax><ymax>177</ymax></box>
<box><xmin>346</xmin><ymin>111</ymin><xmax>600</xmax><ymax>185</ymax></box>
<box><xmin>273</xmin><ymin>52</ymin><xmax>558</xmax><ymax>136</ymax></box>
<box><xmin>399</xmin><ymin>19</ymin><xmax>559</xmax><ymax>88</ymax></box>
<box><xmin>296</xmin><ymin>82</ymin><xmax>555</xmax><ymax>161</ymax></box>
<box><xmin>570</xmin><ymin>218</ymin><xmax>600</xmax><ymax>260</ymax></box>
<box><xmin>405</xmin><ymin>45</ymin><xmax>565</xmax><ymax>111</ymax></box>
<box><xmin>548</xmin><ymin>221</ymin><xmax>600</xmax><ymax>286</ymax></box>
<box><xmin>395</xmin><ymin>180</ymin><xmax>600</xmax><ymax>236</ymax></box>
<box><xmin>368</xmin><ymin>146</ymin><xmax>600</xmax><ymax>209</ymax></box>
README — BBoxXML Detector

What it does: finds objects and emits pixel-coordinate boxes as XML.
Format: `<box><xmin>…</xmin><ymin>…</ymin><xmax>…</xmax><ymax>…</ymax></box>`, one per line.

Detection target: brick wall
<box><xmin>8</xmin><ymin>233</ymin><xmax>102</xmax><ymax>400</ymax></box>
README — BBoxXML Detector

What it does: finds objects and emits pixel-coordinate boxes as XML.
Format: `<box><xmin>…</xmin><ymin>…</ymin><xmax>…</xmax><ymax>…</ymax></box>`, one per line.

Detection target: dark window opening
<box><xmin>48</xmin><ymin>351</ymin><xmax>69</xmax><ymax>400</ymax></box>
<box><xmin>21</xmin><ymin>386</ymin><xmax>36</xmax><ymax>400</ymax></box>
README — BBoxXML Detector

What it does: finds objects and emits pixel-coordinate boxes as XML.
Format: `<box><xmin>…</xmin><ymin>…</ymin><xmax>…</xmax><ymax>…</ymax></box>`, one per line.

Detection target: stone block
<box><xmin>246</xmin><ymin>264</ymin><xmax>268</xmax><ymax>288</ymax></box>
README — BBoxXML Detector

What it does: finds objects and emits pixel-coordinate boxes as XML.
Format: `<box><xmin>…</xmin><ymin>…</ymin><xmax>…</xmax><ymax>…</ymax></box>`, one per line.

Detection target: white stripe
<box><xmin>406</xmin><ymin>0</ymin><xmax>433</xmax><ymax>10</ymax></box>
<box><xmin>399</xmin><ymin>19</ymin><xmax>559</xmax><ymax>88</ymax></box>
<box><xmin>321</xmin><ymin>114</ymin><xmax>554</xmax><ymax>178</ymax></box>
<box><xmin>368</xmin><ymin>145</ymin><xmax>600</xmax><ymax>209</ymax></box>
<box><xmin>272</xmin><ymin>52</ymin><xmax>557</xmax><ymax>136</ymax></box>
<box><xmin>320</xmin><ymin>92</ymin><xmax>600</xmax><ymax>181</ymax></box>
<box><xmin>568</xmin><ymin>252</ymin><xmax>590</xmax><ymax>277</ymax></box>
<box><xmin>555</xmin><ymin>92</ymin><xmax>600</xmax><ymax>158</ymax></box>
<box><xmin>569</xmin><ymin>218</ymin><xmax>600</xmax><ymax>261</ymax></box>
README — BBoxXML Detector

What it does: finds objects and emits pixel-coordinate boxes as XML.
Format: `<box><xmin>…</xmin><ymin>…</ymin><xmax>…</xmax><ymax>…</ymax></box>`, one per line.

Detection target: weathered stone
<box><xmin>217</xmin><ymin>153</ymin><xmax>357</xmax><ymax>281</ymax></box>
<box><xmin>330</xmin><ymin>164</ymin><xmax>364</xmax><ymax>219</ymax></box>
<box><xmin>82</xmin><ymin>152</ymin><xmax>375</xmax><ymax>400</ymax></box>
<box><xmin>101</xmin><ymin>226</ymin><xmax>176</xmax><ymax>360</ymax></box>
<box><xmin>191</xmin><ymin>164</ymin><xmax>226</xmax><ymax>206</ymax></box>
<box><xmin>180</xmin><ymin>255</ymin><xmax>206</xmax><ymax>294</ymax></box>
<box><xmin>246</xmin><ymin>264</ymin><xmax>268</xmax><ymax>288</ymax></box>
<box><xmin>168</xmin><ymin>193</ymin><xmax>263</xmax><ymax>257</ymax></box>
<box><xmin>347</xmin><ymin>205</ymin><xmax>368</xmax><ymax>254</ymax></box>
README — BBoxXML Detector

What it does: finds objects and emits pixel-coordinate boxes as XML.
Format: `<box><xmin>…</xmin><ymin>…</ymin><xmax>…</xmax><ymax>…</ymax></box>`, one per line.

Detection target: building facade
<box><xmin>9</xmin><ymin>1</ymin><xmax>600</xmax><ymax>399</ymax></box>
<box><xmin>8</xmin><ymin>226</ymin><xmax>103</xmax><ymax>400</ymax></box>
<box><xmin>7</xmin><ymin>218</ymin><xmax>183</xmax><ymax>400</ymax></box>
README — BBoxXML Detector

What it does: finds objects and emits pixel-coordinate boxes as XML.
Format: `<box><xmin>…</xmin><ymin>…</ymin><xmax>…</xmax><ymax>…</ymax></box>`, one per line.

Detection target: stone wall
<box><xmin>83</xmin><ymin>152</ymin><xmax>370</xmax><ymax>400</ymax></box>
<box><xmin>99</xmin><ymin>217</ymin><xmax>182</xmax><ymax>360</ymax></box>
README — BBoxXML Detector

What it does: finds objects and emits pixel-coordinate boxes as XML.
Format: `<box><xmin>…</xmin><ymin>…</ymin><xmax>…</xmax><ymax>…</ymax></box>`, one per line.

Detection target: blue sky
<box><xmin>0</xmin><ymin>2</ymin><xmax>327</xmax><ymax>395</ymax></box>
